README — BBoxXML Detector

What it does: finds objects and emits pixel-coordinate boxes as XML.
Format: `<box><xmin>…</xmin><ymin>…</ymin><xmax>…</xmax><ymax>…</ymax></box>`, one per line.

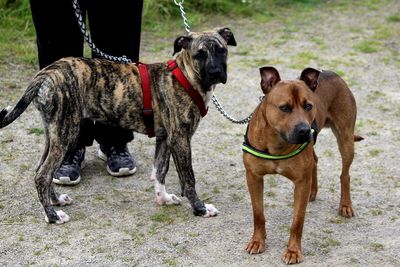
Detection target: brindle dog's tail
<box><xmin>0</xmin><ymin>77</ymin><xmax>43</xmax><ymax>128</ymax></box>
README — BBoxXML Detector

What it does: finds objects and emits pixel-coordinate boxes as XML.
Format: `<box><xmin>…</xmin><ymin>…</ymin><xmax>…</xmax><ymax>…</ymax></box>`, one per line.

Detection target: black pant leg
<box><xmin>29</xmin><ymin>0</ymin><xmax>84</xmax><ymax>68</ymax></box>
<box><xmin>86</xmin><ymin>0</ymin><xmax>143</xmax><ymax>61</ymax></box>
<box><xmin>29</xmin><ymin>0</ymin><xmax>95</xmax><ymax>146</ymax></box>
<box><xmin>86</xmin><ymin>0</ymin><xmax>143</xmax><ymax>147</ymax></box>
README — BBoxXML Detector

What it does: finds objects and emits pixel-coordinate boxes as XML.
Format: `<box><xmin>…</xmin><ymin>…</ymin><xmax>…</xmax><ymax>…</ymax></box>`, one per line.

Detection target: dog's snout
<box><xmin>208</xmin><ymin>67</ymin><xmax>222</xmax><ymax>77</ymax></box>
<box><xmin>294</xmin><ymin>123</ymin><xmax>311</xmax><ymax>143</ymax></box>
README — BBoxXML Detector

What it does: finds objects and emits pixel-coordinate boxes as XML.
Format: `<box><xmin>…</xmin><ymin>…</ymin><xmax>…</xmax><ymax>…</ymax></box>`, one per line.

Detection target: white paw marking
<box><xmin>150</xmin><ymin>166</ymin><xmax>157</xmax><ymax>181</ymax></box>
<box><xmin>202</xmin><ymin>203</ymin><xmax>218</xmax><ymax>217</ymax></box>
<box><xmin>58</xmin><ymin>194</ymin><xmax>73</xmax><ymax>206</ymax></box>
<box><xmin>154</xmin><ymin>180</ymin><xmax>181</xmax><ymax>205</ymax></box>
<box><xmin>44</xmin><ymin>210</ymin><xmax>70</xmax><ymax>224</ymax></box>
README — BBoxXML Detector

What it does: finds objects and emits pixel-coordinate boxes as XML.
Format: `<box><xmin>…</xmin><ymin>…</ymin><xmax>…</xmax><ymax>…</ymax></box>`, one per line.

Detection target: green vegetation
<box><xmin>27</xmin><ymin>127</ymin><xmax>44</xmax><ymax>135</ymax></box>
<box><xmin>0</xmin><ymin>0</ymin><xmax>331</xmax><ymax>65</ymax></box>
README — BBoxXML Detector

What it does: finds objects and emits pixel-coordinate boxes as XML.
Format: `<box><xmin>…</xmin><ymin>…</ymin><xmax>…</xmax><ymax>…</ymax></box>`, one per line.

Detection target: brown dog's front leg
<box><xmin>170</xmin><ymin>135</ymin><xmax>218</xmax><ymax>217</ymax></box>
<box><xmin>282</xmin><ymin>176</ymin><xmax>311</xmax><ymax>264</ymax></box>
<box><xmin>246</xmin><ymin>169</ymin><xmax>266</xmax><ymax>254</ymax></box>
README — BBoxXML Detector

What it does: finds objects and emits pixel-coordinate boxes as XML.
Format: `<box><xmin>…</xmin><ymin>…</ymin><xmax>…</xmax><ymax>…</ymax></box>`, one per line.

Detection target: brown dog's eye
<box><xmin>304</xmin><ymin>103</ymin><xmax>313</xmax><ymax>111</ymax></box>
<box><xmin>279</xmin><ymin>104</ymin><xmax>292</xmax><ymax>113</ymax></box>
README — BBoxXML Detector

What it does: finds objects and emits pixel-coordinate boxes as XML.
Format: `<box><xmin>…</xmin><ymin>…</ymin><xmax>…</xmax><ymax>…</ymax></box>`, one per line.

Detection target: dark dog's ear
<box><xmin>216</xmin><ymin>27</ymin><xmax>237</xmax><ymax>46</ymax></box>
<box><xmin>173</xmin><ymin>35</ymin><xmax>193</xmax><ymax>55</ymax></box>
<box><xmin>300</xmin><ymin>68</ymin><xmax>320</xmax><ymax>91</ymax></box>
<box><xmin>260</xmin><ymin>67</ymin><xmax>281</xmax><ymax>95</ymax></box>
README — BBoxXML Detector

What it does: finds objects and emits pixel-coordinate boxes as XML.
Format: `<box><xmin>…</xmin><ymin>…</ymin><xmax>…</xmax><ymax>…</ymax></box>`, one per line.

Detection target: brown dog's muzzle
<box><xmin>284</xmin><ymin>122</ymin><xmax>311</xmax><ymax>144</ymax></box>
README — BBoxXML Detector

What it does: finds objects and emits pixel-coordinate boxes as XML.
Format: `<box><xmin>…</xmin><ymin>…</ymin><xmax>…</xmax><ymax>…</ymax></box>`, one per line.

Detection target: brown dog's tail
<box><xmin>354</xmin><ymin>135</ymin><xmax>364</xmax><ymax>142</ymax></box>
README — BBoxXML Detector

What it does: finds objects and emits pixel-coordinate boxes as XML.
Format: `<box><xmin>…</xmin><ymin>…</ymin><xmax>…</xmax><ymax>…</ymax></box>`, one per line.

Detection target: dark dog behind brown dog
<box><xmin>243</xmin><ymin>67</ymin><xmax>362</xmax><ymax>264</ymax></box>
<box><xmin>0</xmin><ymin>27</ymin><xmax>236</xmax><ymax>224</ymax></box>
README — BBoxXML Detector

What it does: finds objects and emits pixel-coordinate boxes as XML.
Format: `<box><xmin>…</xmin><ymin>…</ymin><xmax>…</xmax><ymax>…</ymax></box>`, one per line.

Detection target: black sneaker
<box><xmin>53</xmin><ymin>147</ymin><xmax>85</xmax><ymax>185</ymax></box>
<box><xmin>98</xmin><ymin>145</ymin><xmax>136</xmax><ymax>177</ymax></box>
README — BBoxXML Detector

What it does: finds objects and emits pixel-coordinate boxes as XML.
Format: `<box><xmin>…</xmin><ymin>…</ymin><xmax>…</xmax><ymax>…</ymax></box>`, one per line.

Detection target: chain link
<box><xmin>71</xmin><ymin>0</ymin><xmax>132</xmax><ymax>64</ymax></box>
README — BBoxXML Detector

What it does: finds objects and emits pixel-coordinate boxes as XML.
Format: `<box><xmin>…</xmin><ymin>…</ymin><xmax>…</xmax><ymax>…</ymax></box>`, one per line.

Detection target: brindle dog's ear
<box><xmin>216</xmin><ymin>27</ymin><xmax>237</xmax><ymax>46</ymax></box>
<box><xmin>259</xmin><ymin>67</ymin><xmax>281</xmax><ymax>95</ymax></box>
<box><xmin>300</xmin><ymin>68</ymin><xmax>320</xmax><ymax>91</ymax></box>
<box><xmin>173</xmin><ymin>35</ymin><xmax>193</xmax><ymax>55</ymax></box>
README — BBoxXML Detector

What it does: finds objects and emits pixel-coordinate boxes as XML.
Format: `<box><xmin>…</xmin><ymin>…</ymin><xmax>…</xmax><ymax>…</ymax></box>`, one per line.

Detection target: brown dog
<box><xmin>243</xmin><ymin>67</ymin><xmax>362</xmax><ymax>264</ymax></box>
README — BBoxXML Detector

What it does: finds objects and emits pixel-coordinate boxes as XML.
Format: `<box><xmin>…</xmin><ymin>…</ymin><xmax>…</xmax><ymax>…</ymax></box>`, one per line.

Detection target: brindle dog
<box><xmin>0</xmin><ymin>27</ymin><xmax>237</xmax><ymax>224</ymax></box>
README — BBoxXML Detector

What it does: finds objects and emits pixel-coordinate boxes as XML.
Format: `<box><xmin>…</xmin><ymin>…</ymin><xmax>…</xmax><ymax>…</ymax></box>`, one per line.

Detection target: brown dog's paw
<box><xmin>339</xmin><ymin>204</ymin><xmax>354</xmax><ymax>218</ymax></box>
<box><xmin>282</xmin><ymin>248</ymin><xmax>303</xmax><ymax>264</ymax></box>
<box><xmin>246</xmin><ymin>238</ymin><xmax>265</xmax><ymax>254</ymax></box>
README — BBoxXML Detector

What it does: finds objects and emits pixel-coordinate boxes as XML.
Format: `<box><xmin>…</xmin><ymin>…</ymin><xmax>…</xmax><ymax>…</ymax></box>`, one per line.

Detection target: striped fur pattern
<box><xmin>0</xmin><ymin>28</ymin><xmax>236</xmax><ymax>223</ymax></box>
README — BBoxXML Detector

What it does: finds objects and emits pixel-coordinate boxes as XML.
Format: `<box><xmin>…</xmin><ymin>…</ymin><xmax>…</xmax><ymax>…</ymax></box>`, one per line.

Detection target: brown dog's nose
<box><xmin>294</xmin><ymin>123</ymin><xmax>311</xmax><ymax>143</ymax></box>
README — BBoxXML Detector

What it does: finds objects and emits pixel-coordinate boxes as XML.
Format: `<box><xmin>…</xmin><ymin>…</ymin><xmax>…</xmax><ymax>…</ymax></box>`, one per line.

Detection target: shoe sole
<box><xmin>52</xmin><ymin>160</ymin><xmax>86</xmax><ymax>185</ymax></box>
<box><xmin>97</xmin><ymin>149</ymin><xmax>137</xmax><ymax>177</ymax></box>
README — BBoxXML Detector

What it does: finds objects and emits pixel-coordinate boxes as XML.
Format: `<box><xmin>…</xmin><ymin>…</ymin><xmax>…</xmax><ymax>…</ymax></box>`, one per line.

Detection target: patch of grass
<box><xmin>150</xmin><ymin>212</ymin><xmax>174</xmax><ymax>224</ymax></box>
<box><xmin>387</xmin><ymin>14</ymin><xmax>400</xmax><ymax>22</ymax></box>
<box><xmin>373</xmin><ymin>26</ymin><xmax>392</xmax><ymax>40</ymax></box>
<box><xmin>131</xmin><ymin>231</ymin><xmax>146</xmax><ymax>245</ymax></box>
<box><xmin>163</xmin><ymin>258</ymin><xmax>177</xmax><ymax>267</ymax></box>
<box><xmin>323</xmin><ymin>149</ymin><xmax>334</xmax><ymax>157</ymax></box>
<box><xmin>329</xmin><ymin>216</ymin><xmax>344</xmax><ymax>224</ymax></box>
<box><xmin>368</xmin><ymin>149</ymin><xmax>382</xmax><ymax>157</ymax></box>
<box><xmin>265</xmin><ymin>191</ymin><xmax>276</xmax><ymax>197</ymax></box>
<box><xmin>289</xmin><ymin>51</ymin><xmax>318</xmax><ymax>69</ymax></box>
<box><xmin>279</xmin><ymin>224</ymin><xmax>291</xmax><ymax>233</ymax></box>
<box><xmin>369</xmin><ymin>242</ymin><xmax>384</xmax><ymax>252</ymax></box>
<box><xmin>365</xmin><ymin>91</ymin><xmax>386</xmax><ymax>103</ymax></box>
<box><xmin>18</xmin><ymin>234</ymin><xmax>24</xmax><ymax>241</ymax></box>
<box><xmin>371</xmin><ymin>207</ymin><xmax>383</xmax><ymax>216</ymax></box>
<box><xmin>27</xmin><ymin>127</ymin><xmax>44</xmax><ymax>136</ymax></box>
<box><xmin>212</xmin><ymin>186</ymin><xmax>220</xmax><ymax>194</ymax></box>
<box><xmin>321</xmin><ymin>238</ymin><xmax>341</xmax><ymax>248</ymax></box>
<box><xmin>353</xmin><ymin>40</ymin><xmax>381</xmax><ymax>53</ymax></box>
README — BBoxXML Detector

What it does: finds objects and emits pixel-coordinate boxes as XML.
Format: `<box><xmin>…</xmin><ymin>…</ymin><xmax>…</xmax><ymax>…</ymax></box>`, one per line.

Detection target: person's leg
<box><xmin>87</xmin><ymin>0</ymin><xmax>143</xmax><ymax>176</ymax></box>
<box><xmin>30</xmin><ymin>0</ymin><xmax>94</xmax><ymax>184</ymax></box>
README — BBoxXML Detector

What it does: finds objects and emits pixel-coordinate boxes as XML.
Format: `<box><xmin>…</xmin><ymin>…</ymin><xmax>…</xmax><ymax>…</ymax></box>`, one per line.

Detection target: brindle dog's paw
<box><xmin>202</xmin><ymin>204</ymin><xmax>218</xmax><ymax>217</ymax></box>
<box><xmin>282</xmin><ymin>248</ymin><xmax>303</xmax><ymax>264</ymax></box>
<box><xmin>246</xmin><ymin>238</ymin><xmax>265</xmax><ymax>254</ymax></box>
<box><xmin>156</xmin><ymin>193</ymin><xmax>182</xmax><ymax>205</ymax></box>
<box><xmin>339</xmin><ymin>204</ymin><xmax>354</xmax><ymax>218</ymax></box>
<box><xmin>45</xmin><ymin>210</ymin><xmax>70</xmax><ymax>224</ymax></box>
<box><xmin>52</xmin><ymin>194</ymin><xmax>73</xmax><ymax>206</ymax></box>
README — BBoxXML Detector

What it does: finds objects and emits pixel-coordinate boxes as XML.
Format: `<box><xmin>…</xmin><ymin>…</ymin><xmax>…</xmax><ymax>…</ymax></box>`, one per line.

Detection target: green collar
<box><xmin>242</xmin><ymin>128</ymin><xmax>315</xmax><ymax>160</ymax></box>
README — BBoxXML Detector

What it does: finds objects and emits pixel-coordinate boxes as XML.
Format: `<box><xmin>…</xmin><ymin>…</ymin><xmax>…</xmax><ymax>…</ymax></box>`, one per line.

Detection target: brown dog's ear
<box><xmin>259</xmin><ymin>67</ymin><xmax>281</xmax><ymax>95</ymax></box>
<box><xmin>173</xmin><ymin>35</ymin><xmax>193</xmax><ymax>55</ymax></box>
<box><xmin>300</xmin><ymin>68</ymin><xmax>320</xmax><ymax>91</ymax></box>
<box><xmin>216</xmin><ymin>27</ymin><xmax>237</xmax><ymax>46</ymax></box>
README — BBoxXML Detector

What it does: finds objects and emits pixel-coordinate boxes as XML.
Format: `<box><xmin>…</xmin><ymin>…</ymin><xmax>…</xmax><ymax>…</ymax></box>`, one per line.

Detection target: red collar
<box><xmin>167</xmin><ymin>60</ymin><xmax>208</xmax><ymax>117</ymax></box>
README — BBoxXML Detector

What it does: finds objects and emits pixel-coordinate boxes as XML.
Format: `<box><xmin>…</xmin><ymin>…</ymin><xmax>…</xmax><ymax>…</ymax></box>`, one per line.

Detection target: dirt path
<box><xmin>0</xmin><ymin>1</ymin><xmax>399</xmax><ymax>266</ymax></box>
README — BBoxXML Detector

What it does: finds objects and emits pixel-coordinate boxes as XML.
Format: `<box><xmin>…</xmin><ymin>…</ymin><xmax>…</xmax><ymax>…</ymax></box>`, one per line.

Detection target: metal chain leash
<box><xmin>174</xmin><ymin>1</ymin><xmax>253</xmax><ymax>124</ymax></box>
<box><xmin>174</xmin><ymin>0</ymin><xmax>191</xmax><ymax>33</ymax></box>
<box><xmin>71</xmin><ymin>0</ymin><xmax>132</xmax><ymax>64</ymax></box>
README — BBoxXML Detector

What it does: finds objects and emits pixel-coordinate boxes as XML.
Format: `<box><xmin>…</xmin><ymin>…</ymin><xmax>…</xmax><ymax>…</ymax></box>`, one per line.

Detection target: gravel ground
<box><xmin>0</xmin><ymin>1</ymin><xmax>399</xmax><ymax>266</ymax></box>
